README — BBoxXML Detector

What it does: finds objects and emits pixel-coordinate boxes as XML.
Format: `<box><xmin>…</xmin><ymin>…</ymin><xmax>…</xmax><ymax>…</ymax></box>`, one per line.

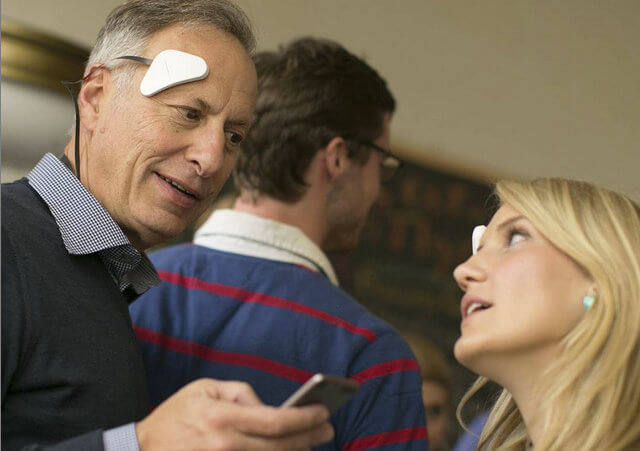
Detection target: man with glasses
<box><xmin>343</xmin><ymin>136</ymin><xmax>403</xmax><ymax>184</ymax></box>
<box><xmin>130</xmin><ymin>37</ymin><xmax>426</xmax><ymax>450</ymax></box>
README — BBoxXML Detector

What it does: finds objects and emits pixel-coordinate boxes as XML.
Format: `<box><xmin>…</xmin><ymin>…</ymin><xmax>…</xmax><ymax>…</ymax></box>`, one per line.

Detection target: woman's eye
<box><xmin>225</xmin><ymin>131</ymin><xmax>244</xmax><ymax>146</ymax></box>
<box><xmin>508</xmin><ymin>229</ymin><xmax>528</xmax><ymax>246</ymax></box>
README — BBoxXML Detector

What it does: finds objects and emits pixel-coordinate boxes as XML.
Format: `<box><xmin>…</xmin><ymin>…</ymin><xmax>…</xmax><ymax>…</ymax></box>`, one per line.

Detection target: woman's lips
<box><xmin>461</xmin><ymin>294</ymin><xmax>492</xmax><ymax>319</ymax></box>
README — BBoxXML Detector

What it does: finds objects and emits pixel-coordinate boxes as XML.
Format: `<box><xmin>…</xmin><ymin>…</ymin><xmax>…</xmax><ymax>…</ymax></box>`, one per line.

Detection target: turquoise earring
<box><xmin>583</xmin><ymin>294</ymin><xmax>595</xmax><ymax>310</ymax></box>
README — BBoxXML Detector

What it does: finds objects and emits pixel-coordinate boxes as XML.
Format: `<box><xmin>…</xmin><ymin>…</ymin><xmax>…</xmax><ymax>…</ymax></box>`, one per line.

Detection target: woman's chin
<box><xmin>454</xmin><ymin>335</ymin><xmax>486</xmax><ymax>373</ymax></box>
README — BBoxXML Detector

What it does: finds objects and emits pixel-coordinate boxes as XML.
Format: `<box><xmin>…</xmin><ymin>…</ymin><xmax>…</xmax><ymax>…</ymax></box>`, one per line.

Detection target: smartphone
<box><xmin>280</xmin><ymin>373</ymin><xmax>360</xmax><ymax>414</ymax></box>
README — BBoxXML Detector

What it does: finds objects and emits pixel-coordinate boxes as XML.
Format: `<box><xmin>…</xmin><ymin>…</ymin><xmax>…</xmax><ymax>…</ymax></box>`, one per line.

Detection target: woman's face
<box><xmin>453</xmin><ymin>204</ymin><xmax>592</xmax><ymax>379</ymax></box>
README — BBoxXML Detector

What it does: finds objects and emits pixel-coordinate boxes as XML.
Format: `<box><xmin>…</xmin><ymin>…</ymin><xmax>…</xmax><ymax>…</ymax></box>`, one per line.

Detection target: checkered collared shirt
<box><xmin>28</xmin><ymin>153</ymin><xmax>160</xmax><ymax>298</ymax></box>
<box><xmin>27</xmin><ymin>153</ymin><xmax>159</xmax><ymax>450</ymax></box>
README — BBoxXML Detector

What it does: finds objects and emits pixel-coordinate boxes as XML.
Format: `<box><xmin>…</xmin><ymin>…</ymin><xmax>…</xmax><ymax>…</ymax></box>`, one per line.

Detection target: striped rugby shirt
<box><xmin>130</xmin><ymin>209</ymin><xmax>427</xmax><ymax>450</ymax></box>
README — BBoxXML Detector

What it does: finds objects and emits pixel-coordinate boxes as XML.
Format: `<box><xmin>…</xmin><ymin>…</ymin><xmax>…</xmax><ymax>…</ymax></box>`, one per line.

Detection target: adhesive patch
<box><xmin>472</xmin><ymin>225</ymin><xmax>487</xmax><ymax>255</ymax></box>
<box><xmin>139</xmin><ymin>49</ymin><xmax>209</xmax><ymax>97</ymax></box>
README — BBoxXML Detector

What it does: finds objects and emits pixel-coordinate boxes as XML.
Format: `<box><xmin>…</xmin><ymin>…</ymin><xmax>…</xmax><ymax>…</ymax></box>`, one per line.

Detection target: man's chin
<box><xmin>322</xmin><ymin>229</ymin><xmax>362</xmax><ymax>253</ymax></box>
<box><xmin>129</xmin><ymin>217</ymin><xmax>192</xmax><ymax>250</ymax></box>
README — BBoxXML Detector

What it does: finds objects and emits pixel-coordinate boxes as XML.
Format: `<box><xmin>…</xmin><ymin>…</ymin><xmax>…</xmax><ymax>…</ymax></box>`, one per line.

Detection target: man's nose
<box><xmin>185</xmin><ymin>124</ymin><xmax>227</xmax><ymax>178</ymax></box>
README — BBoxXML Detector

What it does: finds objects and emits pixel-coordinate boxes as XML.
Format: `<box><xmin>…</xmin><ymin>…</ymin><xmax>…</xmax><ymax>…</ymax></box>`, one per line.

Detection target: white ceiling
<box><xmin>2</xmin><ymin>0</ymin><xmax>639</xmax><ymax>200</ymax></box>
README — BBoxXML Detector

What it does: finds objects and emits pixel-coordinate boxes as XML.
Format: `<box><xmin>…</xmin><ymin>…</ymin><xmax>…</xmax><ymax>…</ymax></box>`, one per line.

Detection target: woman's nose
<box><xmin>453</xmin><ymin>254</ymin><xmax>487</xmax><ymax>291</ymax></box>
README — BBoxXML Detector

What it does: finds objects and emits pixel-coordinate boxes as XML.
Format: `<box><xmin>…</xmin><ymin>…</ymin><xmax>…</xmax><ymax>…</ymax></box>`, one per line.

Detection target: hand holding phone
<box><xmin>281</xmin><ymin>374</ymin><xmax>360</xmax><ymax>414</ymax></box>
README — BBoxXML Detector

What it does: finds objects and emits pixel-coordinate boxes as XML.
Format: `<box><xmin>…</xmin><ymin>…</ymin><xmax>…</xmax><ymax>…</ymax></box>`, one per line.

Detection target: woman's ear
<box><xmin>323</xmin><ymin>136</ymin><xmax>349</xmax><ymax>181</ymax></box>
<box><xmin>77</xmin><ymin>64</ymin><xmax>110</xmax><ymax>132</ymax></box>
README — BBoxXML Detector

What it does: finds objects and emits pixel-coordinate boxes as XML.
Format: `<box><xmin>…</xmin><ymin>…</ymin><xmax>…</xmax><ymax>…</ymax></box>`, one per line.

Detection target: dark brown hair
<box><xmin>234</xmin><ymin>37</ymin><xmax>396</xmax><ymax>202</ymax></box>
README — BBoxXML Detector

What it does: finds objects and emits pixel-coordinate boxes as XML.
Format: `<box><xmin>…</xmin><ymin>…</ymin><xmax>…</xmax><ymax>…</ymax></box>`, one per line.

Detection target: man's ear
<box><xmin>324</xmin><ymin>136</ymin><xmax>349</xmax><ymax>181</ymax></box>
<box><xmin>77</xmin><ymin>64</ymin><xmax>111</xmax><ymax>132</ymax></box>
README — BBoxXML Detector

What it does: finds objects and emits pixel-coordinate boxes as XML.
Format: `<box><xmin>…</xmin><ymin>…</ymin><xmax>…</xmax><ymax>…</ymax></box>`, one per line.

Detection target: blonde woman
<box><xmin>453</xmin><ymin>178</ymin><xmax>640</xmax><ymax>450</ymax></box>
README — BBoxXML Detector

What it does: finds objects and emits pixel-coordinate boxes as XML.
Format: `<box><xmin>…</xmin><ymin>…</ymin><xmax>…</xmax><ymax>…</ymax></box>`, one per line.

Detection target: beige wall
<box><xmin>3</xmin><ymin>0</ymin><xmax>639</xmax><ymax>200</ymax></box>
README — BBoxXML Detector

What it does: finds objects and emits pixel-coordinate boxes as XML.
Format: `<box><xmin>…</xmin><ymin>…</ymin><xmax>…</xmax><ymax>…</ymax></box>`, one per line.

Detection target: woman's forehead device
<box><xmin>472</xmin><ymin>225</ymin><xmax>487</xmax><ymax>255</ymax></box>
<box><xmin>118</xmin><ymin>49</ymin><xmax>209</xmax><ymax>97</ymax></box>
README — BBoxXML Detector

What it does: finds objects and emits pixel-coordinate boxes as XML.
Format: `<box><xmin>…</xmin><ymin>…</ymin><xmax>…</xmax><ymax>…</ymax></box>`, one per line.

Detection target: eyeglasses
<box><xmin>344</xmin><ymin>138</ymin><xmax>403</xmax><ymax>183</ymax></box>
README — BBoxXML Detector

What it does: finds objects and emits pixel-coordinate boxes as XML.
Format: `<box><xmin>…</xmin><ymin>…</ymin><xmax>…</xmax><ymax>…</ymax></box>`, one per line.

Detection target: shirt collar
<box><xmin>194</xmin><ymin>209</ymin><xmax>340</xmax><ymax>286</ymax></box>
<box><xmin>28</xmin><ymin>153</ymin><xmax>131</xmax><ymax>255</ymax></box>
<box><xmin>28</xmin><ymin>153</ymin><xmax>160</xmax><ymax>295</ymax></box>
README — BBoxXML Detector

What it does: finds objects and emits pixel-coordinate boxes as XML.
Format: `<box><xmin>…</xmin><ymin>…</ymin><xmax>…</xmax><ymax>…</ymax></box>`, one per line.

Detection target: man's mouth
<box><xmin>156</xmin><ymin>173</ymin><xmax>198</xmax><ymax>199</ymax></box>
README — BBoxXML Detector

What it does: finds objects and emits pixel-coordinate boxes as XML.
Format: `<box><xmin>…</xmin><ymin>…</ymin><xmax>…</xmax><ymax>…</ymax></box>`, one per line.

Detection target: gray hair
<box><xmin>87</xmin><ymin>0</ymin><xmax>255</xmax><ymax>85</ymax></box>
<box><xmin>67</xmin><ymin>0</ymin><xmax>255</xmax><ymax>134</ymax></box>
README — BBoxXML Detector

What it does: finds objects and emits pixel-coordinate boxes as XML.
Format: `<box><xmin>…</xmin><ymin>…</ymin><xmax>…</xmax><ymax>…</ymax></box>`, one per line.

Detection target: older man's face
<box><xmin>83</xmin><ymin>24</ymin><xmax>257</xmax><ymax>249</ymax></box>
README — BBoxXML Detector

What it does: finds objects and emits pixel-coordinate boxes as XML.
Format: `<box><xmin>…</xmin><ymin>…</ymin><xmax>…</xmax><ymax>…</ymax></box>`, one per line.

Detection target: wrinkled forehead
<box><xmin>142</xmin><ymin>24</ymin><xmax>250</xmax><ymax>69</ymax></box>
<box><xmin>127</xmin><ymin>25</ymin><xmax>256</xmax><ymax>114</ymax></box>
<box><xmin>133</xmin><ymin>25</ymin><xmax>249</xmax><ymax>84</ymax></box>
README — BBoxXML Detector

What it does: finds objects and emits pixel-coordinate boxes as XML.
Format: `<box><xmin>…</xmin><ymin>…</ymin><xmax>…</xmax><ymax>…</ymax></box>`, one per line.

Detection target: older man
<box><xmin>131</xmin><ymin>38</ymin><xmax>427</xmax><ymax>450</ymax></box>
<box><xmin>1</xmin><ymin>1</ymin><xmax>332</xmax><ymax>450</ymax></box>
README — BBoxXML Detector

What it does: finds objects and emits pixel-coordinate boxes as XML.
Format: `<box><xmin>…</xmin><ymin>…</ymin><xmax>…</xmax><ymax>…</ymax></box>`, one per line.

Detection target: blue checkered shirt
<box><xmin>28</xmin><ymin>153</ymin><xmax>160</xmax><ymax>296</ymax></box>
<box><xmin>28</xmin><ymin>153</ymin><xmax>160</xmax><ymax>451</ymax></box>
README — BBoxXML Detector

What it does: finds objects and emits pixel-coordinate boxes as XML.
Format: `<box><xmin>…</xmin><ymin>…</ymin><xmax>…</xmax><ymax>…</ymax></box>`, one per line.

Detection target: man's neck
<box><xmin>233</xmin><ymin>191</ymin><xmax>328</xmax><ymax>249</ymax></box>
<box><xmin>62</xmin><ymin>142</ymin><xmax>79</xmax><ymax>175</ymax></box>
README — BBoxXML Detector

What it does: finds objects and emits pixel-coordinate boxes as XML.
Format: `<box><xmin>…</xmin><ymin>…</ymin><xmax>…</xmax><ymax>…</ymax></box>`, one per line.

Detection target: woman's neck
<box><xmin>487</xmin><ymin>348</ymin><xmax>559</xmax><ymax>448</ymax></box>
<box><xmin>503</xmin><ymin>374</ymin><xmax>547</xmax><ymax>448</ymax></box>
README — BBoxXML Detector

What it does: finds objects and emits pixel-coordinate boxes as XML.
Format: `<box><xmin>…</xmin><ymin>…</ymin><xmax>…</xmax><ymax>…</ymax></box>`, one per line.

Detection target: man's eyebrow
<box><xmin>226</xmin><ymin>117</ymin><xmax>252</xmax><ymax>128</ymax></box>
<box><xmin>194</xmin><ymin>98</ymin><xmax>211</xmax><ymax>111</ymax></box>
<box><xmin>192</xmin><ymin>97</ymin><xmax>253</xmax><ymax>127</ymax></box>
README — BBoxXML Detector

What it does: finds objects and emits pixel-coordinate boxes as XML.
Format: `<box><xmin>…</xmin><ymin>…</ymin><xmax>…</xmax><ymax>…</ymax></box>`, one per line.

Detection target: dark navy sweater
<box><xmin>1</xmin><ymin>180</ymin><xmax>150</xmax><ymax>450</ymax></box>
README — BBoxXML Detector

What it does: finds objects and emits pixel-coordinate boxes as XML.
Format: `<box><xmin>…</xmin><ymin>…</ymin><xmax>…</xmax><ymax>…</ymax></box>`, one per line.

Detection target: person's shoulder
<box><xmin>321</xmin><ymin>283</ymin><xmax>400</xmax><ymax>335</ymax></box>
<box><xmin>152</xmin><ymin>241</ymin><xmax>270</xmax><ymax>260</ymax></box>
<box><xmin>290</xmin><ymin>275</ymin><xmax>413</xmax><ymax>353</ymax></box>
<box><xmin>150</xmin><ymin>243</ymin><xmax>317</xmax><ymax>283</ymax></box>
<box><xmin>325</xmin><ymin>293</ymin><xmax>416</xmax><ymax>364</ymax></box>
<box><xmin>149</xmin><ymin>242</ymin><xmax>197</xmax><ymax>261</ymax></box>
<box><xmin>2</xmin><ymin>178</ymin><xmax>33</xmax><ymax>205</ymax></box>
<box><xmin>147</xmin><ymin>242</ymin><xmax>221</xmax><ymax>280</ymax></box>
<box><xmin>2</xmin><ymin>179</ymin><xmax>52</xmax><ymax>232</ymax></box>
<box><xmin>1</xmin><ymin>181</ymin><xmax>44</xmax><ymax>298</ymax></box>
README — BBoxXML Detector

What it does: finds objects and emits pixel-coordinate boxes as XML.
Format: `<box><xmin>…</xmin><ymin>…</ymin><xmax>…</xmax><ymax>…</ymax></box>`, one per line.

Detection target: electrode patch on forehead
<box><xmin>132</xmin><ymin>49</ymin><xmax>209</xmax><ymax>97</ymax></box>
<box><xmin>472</xmin><ymin>225</ymin><xmax>487</xmax><ymax>255</ymax></box>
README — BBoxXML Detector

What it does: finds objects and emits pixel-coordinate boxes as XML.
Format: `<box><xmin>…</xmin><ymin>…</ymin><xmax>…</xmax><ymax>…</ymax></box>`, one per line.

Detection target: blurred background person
<box><xmin>404</xmin><ymin>333</ymin><xmax>453</xmax><ymax>451</ymax></box>
<box><xmin>453</xmin><ymin>178</ymin><xmax>640</xmax><ymax>450</ymax></box>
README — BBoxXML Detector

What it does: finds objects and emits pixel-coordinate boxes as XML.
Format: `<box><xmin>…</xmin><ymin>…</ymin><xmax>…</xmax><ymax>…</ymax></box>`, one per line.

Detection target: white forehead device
<box><xmin>136</xmin><ymin>49</ymin><xmax>209</xmax><ymax>97</ymax></box>
<box><xmin>66</xmin><ymin>50</ymin><xmax>208</xmax><ymax>183</ymax></box>
<box><xmin>472</xmin><ymin>225</ymin><xmax>487</xmax><ymax>255</ymax></box>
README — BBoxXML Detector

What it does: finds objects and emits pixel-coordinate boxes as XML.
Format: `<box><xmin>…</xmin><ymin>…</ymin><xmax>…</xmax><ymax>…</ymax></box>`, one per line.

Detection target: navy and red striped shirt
<box><xmin>129</xmin><ymin>211</ymin><xmax>427</xmax><ymax>450</ymax></box>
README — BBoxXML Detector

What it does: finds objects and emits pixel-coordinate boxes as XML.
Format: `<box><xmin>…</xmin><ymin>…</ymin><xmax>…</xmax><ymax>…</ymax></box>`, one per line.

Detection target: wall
<box><xmin>3</xmin><ymin>0</ymin><xmax>639</xmax><ymax>200</ymax></box>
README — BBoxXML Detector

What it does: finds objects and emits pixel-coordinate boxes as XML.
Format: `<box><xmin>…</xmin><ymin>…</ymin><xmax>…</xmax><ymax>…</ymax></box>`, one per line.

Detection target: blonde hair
<box><xmin>457</xmin><ymin>178</ymin><xmax>640</xmax><ymax>450</ymax></box>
